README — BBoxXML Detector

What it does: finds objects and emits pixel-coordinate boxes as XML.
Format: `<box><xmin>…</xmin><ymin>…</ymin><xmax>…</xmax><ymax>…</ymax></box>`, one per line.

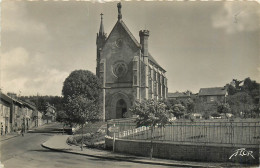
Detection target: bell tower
<box><xmin>96</xmin><ymin>13</ymin><xmax>107</xmax><ymax>77</ymax></box>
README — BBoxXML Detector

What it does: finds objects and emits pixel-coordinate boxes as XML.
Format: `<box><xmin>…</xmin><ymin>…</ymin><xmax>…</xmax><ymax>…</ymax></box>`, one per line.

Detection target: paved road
<box><xmin>0</xmin><ymin>123</ymin><xmax>173</xmax><ymax>168</ymax></box>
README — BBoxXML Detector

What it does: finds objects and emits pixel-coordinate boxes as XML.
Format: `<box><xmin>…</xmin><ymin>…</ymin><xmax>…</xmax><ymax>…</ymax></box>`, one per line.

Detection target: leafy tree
<box><xmin>130</xmin><ymin>99</ymin><xmax>173</xmax><ymax>159</ymax></box>
<box><xmin>202</xmin><ymin>111</ymin><xmax>210</xmax><ymax>120</ymax></box>
<box><xmin>186</xmin><ymin>98</ymin><xmax>195</xmax><ymax>113</ymax></box>
<box><xmin>242</xmin><ymin>78</ymin><xmax>259</xmax><ymax>104</ymax></box>
<box><xmin>211</xmin><ymin>112</ymin><xmax>221</xmax><ymax>118</ymax></box>
<box><xmin>166</xmin><ymin>99</ymin><xmax>186</xmax><ymax>118</ymax></box>
<box><xmin>227</xmin><ymin>92</ymin><xmax>254</xmax><ymax>117</ymax></box>
<box><xmin>65</xmin><ymin>95</ymin><xmax>100</xmax><ymax>150</ymax></box>
<box><xmin>36</xmin><ymin>97</ymin><xmax>48</xmax><ymax>114</ymax></box>
<box><xmin>62</xmin><ymin>70</ymin><xmax>101</xmax><ymax>150</ymax></box>
<box><xmin>227</xmin><ymin>84</ymin><xmax>237</xmax><ymax>95</ymax></box>
<box><xmin>242</xmin><ymin>78</ymin><xmax>258</xmax><ymax>92</ymax></box>
<box><xmin>232</xmin><ymin>79</ymin><xmax>243</xmax><ymax>90</ymax></box>
<box><xmin>165</xmin><ymin>99</ymin><xmax>180</xmax><ymax>109</ymax></box>
<box><xmin>62</xmin><ymin>70</ymin><xmax>101</xmax><ymax>104</ymax></box>
<box><xmin>171</xmin><ymin>104</ymin><xmax>186</xmax><ymax>119</ymax></box>
<box><xmin>217</xmin><ymin>103</ymin><xmax>231</xmax><ymax>117</ymax></box>
<box><xmin>20</xmin><ymin>95</ymin><xmax>64</xmax><ymax>112</ymax></box>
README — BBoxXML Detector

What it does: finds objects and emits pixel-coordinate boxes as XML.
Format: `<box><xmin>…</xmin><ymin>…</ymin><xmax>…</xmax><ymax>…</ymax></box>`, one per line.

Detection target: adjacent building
<box><xmin>0</xmin><ymin>92</ymin><xmax>45</xmax><ymax>135</ymax></box>
<box><xmin>198</xmin><ymin>87</ymin><xmax>228</xmax><ymax>103</ymax></box>
<box><xmin>96</xmin><ymin>3</ymin><xmax>168</xmax><ymax>120</ymax></box>
<box><xmin>167</xmin><ymin>91</ymin><xmax>191</xmax><ymax>101</ymax></box>
<box><xmin>0</xmin><ymin>93</ymin><xmax>12</xmax><ymax>134</ymax></box>
<box><xmin>33</xmin><ymin>110</ymin><xmax>43</xmax><ymax>127</ymax></box>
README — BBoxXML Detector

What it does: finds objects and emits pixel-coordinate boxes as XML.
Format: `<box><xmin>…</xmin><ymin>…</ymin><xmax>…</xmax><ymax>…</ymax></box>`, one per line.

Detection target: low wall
<box><xmin>105</xmin><ymin>137</ymin><xmax>259</xmax><ymax>165</ymax></box>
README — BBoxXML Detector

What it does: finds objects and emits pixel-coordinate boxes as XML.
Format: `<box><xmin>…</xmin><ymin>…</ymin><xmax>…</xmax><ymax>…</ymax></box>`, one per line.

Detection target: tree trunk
<box><xmin>150</xmin><ymin>126</ymin><xmax>154</xmax><ymax>160</ymax></box>
<box><xmin>81</xmin><ymin>124</ymin><xmax>84</xmax><ymax>151</ymax></box>
<box><xmin>62</xmin><ymin>123</ymin><xmax>65</xmax><ymax>135</ymax></box>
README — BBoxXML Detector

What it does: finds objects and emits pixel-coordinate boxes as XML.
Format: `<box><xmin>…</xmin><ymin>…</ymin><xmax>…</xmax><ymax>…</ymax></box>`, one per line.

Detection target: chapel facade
<box><xmin>96</xmin><ymin>3</ymin><xmax>168</xmax><ymax>120</ymax></box>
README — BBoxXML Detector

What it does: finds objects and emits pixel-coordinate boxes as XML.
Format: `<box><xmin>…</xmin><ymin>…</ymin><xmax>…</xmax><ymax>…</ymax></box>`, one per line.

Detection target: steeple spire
<box><xmin>99</xmin><ymin>13</ymin><xmax>104</xmax><ymax>35</ymax></box>
<box><xmin>117</xmin><ymin>2</ymin><xmax>122</xmax><ymax>20</ymax></box>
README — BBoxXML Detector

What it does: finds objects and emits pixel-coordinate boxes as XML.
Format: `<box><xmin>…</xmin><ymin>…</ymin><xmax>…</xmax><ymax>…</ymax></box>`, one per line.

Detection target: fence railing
<box><xmin>107</xmin><ymin>121</ymin><xmax>260</xmax><ymax>145</ymax></box>
<box><xmin>107</xmin><ymin>117</ymin><xmax>137</xmax><ymax>137</ymax></box>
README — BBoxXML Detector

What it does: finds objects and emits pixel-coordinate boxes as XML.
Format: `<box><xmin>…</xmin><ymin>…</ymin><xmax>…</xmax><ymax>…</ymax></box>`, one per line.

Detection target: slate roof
<box><xmin>198</xmin><ymin>87</ymin><xmax>227</xmax><ymax>96</ymax></box>
<box><xmin>0</xmin><ymin>92</ymin><xmax>25</xmax><ymax>107</ymax></box>
<box><xmin>120</xmin><ymin>21</ymin><xmax>165</xmax><ymax>71</ymax></box>
<box><xmin>22</xmin><ymin>100</ymin><xmax>36</xmax><ymax>110</ymax></box>
<box><xmin>168</xmin><ymin>92</ymin><xmax>190</xmax><ymax>98</ymax></box>
<box><xmin>119</xmin><ymin>20</ymin><xmax>141</xmax><ymax>48</ymax></box>
<box><xmin>0</xmin><ymin>92</ymin><xmax>12</xmax><ymax>104</ymax></box>
<box><xmin>105</xmin><ymin>20</ymin><xmax>165</xmax><ymax>71</ymax></box>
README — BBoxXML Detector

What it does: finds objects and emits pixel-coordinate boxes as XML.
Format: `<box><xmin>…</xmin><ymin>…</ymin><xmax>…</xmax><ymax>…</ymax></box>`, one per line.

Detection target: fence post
<box><xmin>113</xmin><ymin>123</ymin><xmax>116</xmax><ymax>152</ymax></box>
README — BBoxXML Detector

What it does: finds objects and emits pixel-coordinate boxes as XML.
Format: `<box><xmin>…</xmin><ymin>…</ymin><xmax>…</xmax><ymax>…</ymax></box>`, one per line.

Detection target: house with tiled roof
<box><xmin>198</xmin><ymin>87</ymin><xmax>228</xmax><ymax>103</ymax></box>
<box><xmin>96</xmin><ymin>3</ymin><xmax>168</xmax><ymax>120</ymax></box>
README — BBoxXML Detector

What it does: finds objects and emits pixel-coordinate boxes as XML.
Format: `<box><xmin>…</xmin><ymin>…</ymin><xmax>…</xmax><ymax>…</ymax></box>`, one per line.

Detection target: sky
<box><xmin>0</xmin><ymin>1</ymin><xmax>259</xmax><ymax>96</ymax></box>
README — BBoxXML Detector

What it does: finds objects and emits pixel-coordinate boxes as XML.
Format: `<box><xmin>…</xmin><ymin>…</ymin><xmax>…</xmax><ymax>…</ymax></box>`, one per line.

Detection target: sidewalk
<box><xmin>0</xmin><ymin>123</ymin><xmax>58</xmax><ymax>142</ymax></box>
<box><xmin>0</xmin><ymin>132</ymin><xmax>20</xmax><ymax>141</ymax></box>
<box><xmin>41</xmin><ymin>135</ymin><xmax>234</xmax><ymax>168</ymax></box>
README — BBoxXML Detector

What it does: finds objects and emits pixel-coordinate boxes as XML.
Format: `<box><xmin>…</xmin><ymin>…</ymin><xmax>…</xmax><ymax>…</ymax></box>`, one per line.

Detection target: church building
<box><xmin>96</xmin><ymin>3</ymin><xmax>168</xmax><ymax>120</ymax></box>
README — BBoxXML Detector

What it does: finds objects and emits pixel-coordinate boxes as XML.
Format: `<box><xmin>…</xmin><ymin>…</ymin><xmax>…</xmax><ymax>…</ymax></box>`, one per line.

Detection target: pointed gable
<box><xmin>103</xmin><ymin>20</ymin><xmax>164</xmax><ymax>71</ymax></box>
<box><xmin>102</xmin><ymin>20</ymin><xmax>141</xmax><ymax>50</ymax></box>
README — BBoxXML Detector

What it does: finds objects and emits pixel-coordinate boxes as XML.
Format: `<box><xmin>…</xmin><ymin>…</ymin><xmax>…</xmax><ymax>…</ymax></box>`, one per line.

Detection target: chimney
<box><xmin>139</xmin><ymin>30</ymin><xmax>149</xmax><ymax>57</ymax></box>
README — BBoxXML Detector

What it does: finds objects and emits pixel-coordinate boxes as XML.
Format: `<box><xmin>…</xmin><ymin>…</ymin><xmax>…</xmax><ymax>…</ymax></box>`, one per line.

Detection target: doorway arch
<box><xmin>110</xmin><ymin>92</ymin><xmax>131</xmax><ymax>119</ymax></box>
<box><xmin>116</xmin><ymin>99</ymin><xmax>127</xmax><ymax>118</ymax></box>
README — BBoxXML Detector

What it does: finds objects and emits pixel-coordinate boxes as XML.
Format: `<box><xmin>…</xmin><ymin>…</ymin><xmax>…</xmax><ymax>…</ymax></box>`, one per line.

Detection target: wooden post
<box><xmin>113</xmin><ymin>124</ymin><xmax>116</xmax><ymax>152</ymax></box>
<box><xmin>150</xmin><ymin>126</ymin><xmax>154</xmax><ymax>160</ymax></box>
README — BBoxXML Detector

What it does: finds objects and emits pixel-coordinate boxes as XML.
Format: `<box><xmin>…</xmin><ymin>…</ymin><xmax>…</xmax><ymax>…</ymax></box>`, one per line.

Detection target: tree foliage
<box><xmin>225</xmin><ymin>77</ymin><xmax>259</xmax><ymax>118</ymax></box>
<box><xmin>217</xmin><ymin>103</ymin><xmax>231</xmax><ymax>114</ymax></box>
<box><xmin>166</xmin><ymin>99</ymin><xmax>186</xmax><ymax>119</ymax></box>
<box><xmin>62</xmin><ymin>70</ymin><xmax>101</xmax><ymax>104</ymax></box>
<box><xmin>64</xmin><ymin>95</ymin><xmax>100</xmax><ymax>125</ymax></box>
<box><xmin>20</xmin><ymin>95</ymin><xmax>63</xmax><ymax>113</ymax></box>
<box><xmin>130</xmin><ymin>99</ymin><xmax>173</xmax><ymax>127</ymax></box>
<box><xmin>227</xmin><ymin>92</ymin><xmax>255</xmax><ymax>117</ymax></box>
<box><xmin>56</xmin><ymin>110</ymin><xmax>69</xmax><ymax>124</ymax></box>
<box><xmin>130</xmin><ymin>99</ymin><xmax>173</xmax><ymax>159</ymax></box>
<box><xmin>62</xmin><ymin>70</ymin><xmax>102</xmax><ymax>126</ymax></box>
<box><xmin>171</xmin><ymin>104</ymin><xmax>186</xmax><ymax>119</ymax></box>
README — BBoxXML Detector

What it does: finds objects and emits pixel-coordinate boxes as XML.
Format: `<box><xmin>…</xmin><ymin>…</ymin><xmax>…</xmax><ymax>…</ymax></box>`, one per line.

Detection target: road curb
<box><xmin>41</xmin><ymin>142</ymin><xmax>219</xmax><ymax>168</ymax></box>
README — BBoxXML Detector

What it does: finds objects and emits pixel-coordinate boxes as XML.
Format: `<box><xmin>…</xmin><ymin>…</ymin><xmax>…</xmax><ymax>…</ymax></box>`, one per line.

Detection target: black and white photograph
<box><xmin>0</xmin><ymin>1</ymin><xmax>259</xmax><ymax>168</ymax></box>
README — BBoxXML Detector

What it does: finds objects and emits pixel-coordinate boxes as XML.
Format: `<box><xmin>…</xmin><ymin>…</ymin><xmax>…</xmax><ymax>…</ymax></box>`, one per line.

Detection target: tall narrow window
<box><xmin>133</xmin><ymin>56</ymin><xmax>139</xmax><ymax>86</ymax></box>
<box><xmin>154</xmin><ymin>71</ymin><xmax>157</xmax><ymax>96</ymax></box>
<box><xmin>158</xmin><ymin>73</ymin><xmax>161</xmax><ymax>99</ymax></box>
<box><xmin>100</xmin><ymin>59</ymin><xmax>106</xmax><ymax>86</ymax></box>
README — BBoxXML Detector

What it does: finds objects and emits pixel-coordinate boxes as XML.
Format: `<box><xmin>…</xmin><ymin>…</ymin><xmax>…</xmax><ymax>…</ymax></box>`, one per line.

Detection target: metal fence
<box><xmin>107</xmin><ymin>121</ymin><xmax>260</xmax><ymax>145</ymax></box>
<box><xmin>107</xmin><ymin>118</ymin><xmax>137</xmax><ymax>137</ymax></box>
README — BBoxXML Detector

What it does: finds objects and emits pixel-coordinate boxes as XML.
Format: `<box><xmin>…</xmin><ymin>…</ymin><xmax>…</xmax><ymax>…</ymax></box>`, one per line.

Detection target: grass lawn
<box><xmin>74</xmin><ymin>121</ymin><xmax>106</xmax><ymax>135</ymax></box>
<box><xmin>119</xmin><ymin>118</ymin><xmax>260</xmax><ymax>145</ymax></box>
<box><xmin>67</xmin><ymin>121</ymin><xmax>107</xmax><ymax>149</ymax></box>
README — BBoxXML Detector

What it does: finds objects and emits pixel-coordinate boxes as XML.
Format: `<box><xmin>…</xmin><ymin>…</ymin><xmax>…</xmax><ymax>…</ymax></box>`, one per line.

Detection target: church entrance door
<box><xmin>116</xmin><ymin>99</ymin><xmax>127</xmax><ymax>118</ymax></box>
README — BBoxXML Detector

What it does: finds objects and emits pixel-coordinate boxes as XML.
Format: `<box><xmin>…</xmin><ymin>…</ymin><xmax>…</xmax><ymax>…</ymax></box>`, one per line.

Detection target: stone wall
<box><xmin>105</xmin><ymin>137</ymin><xmax>259</xmax><ymax>165</ymax></box>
